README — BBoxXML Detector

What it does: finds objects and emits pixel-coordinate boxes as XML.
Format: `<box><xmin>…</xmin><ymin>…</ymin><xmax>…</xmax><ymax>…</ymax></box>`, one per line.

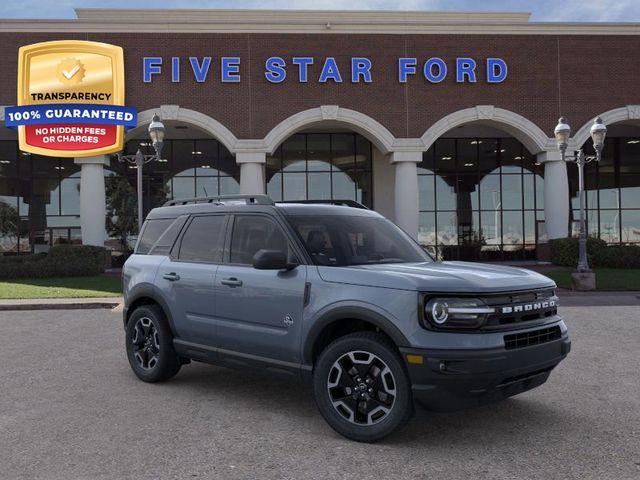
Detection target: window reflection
<box><xmin>419</xmin><ymin>137</ymin><xmax>542</xmax><ymax>260</ymax></box>
<box><xmin>265</xmin><ymin>133</ymin><xmax>373</xmax><ymax>207</ymax></box>
<box><xmin>568</xmin><ymin>137</ymin><xmax>640</xmax><ymax>244</ymax></box>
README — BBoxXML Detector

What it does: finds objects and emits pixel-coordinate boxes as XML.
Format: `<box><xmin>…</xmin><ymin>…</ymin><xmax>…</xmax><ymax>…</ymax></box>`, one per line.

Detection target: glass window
<box><xmin>621</xmin><ymin>210</ymin><xmax>640</xmax><ymax>243</ymax></box>
<box><xmin>149</xmin><ymin>216</ymin><xmax>188</xmax><ymax>255</ymax></box>
<box><xmin>418</xmin><ymin>175</ymin><xmax>435</xmax><ymax>211</ymax></box>
<box><xmin>266</xmin><ymin>133</ymin><xmax>372</xmax><ymax>208</ymax></box>
<box><xmin>288</xmin><ymin>215</ymin><xmax>430</xmax><ymax>266</ymax></box>
<box><xmin>307</xmin><ymin>134</ymin><xmax>331</xmax><ymax>171</ymax></box>
<box><xmin>230</xmin><ymin>215</ymin><xmax>289</xmax><ymax>264</ymax></box>
<box><xmin>178</xmin><ymin>215</ymin><xmax>227</xmax><ymax>263</ymax></box>
<box><xmin>137</xmin><ymin>218</ymin><xmax>175</xmax><ymax>254</ymax></box>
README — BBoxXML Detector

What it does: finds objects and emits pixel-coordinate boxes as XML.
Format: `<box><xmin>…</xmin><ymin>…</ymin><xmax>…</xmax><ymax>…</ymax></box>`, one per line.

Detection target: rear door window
<box><xmin>136</xmin><ymin>218</ymin><xmax>174</xmax><ymax>254</ymax></box>
<box><xmin>177</xmin><ymin>215</ymin><xmax>228</xmax><ymax>263</ymax></box>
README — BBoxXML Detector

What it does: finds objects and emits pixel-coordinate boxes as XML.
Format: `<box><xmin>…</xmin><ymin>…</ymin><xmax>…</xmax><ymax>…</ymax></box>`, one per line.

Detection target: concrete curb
<box><xmin>0</xmin><ymin>297</ymin><xmax>123</xmax><ymax>312</ymax></box>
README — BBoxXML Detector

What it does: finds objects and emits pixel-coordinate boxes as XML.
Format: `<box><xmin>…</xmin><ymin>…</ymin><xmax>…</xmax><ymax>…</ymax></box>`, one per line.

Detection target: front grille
<box><xmin>504</xmin><ymin>326</ymin><xmax>561</xmax><ymax>350</ymax></box>
<box><xmin>482</xmin><ymin>289</ymin><xmax>558</xmax><ymax>330</ymax></box>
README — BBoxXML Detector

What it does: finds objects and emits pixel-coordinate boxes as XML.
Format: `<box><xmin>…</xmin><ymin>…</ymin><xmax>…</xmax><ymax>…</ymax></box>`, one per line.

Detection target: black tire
<box><xmin>125</xmin><ymin>304</ymin><xmax>181</xmax><ymax>383</ymax></box>
<box><xmin>313</xmin><ymin>332</ymin><xmax>413</xmax><ymax>442</ymax></box>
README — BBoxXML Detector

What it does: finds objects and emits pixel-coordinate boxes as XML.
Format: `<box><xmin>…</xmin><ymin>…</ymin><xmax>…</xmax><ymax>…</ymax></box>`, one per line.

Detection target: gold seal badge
<box><xmin>56</xmin><ymin>58</ymin><xmax>85</xmax><ymax>85</ymax></box>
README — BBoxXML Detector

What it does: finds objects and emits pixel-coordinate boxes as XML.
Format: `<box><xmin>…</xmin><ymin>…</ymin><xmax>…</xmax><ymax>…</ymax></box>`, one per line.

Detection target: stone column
<box><xmin>237</xmin><ymin>152</ymin><xmax>266</xmax><ymax>195</ymax></box>
<box><xmin>74</xmin><ymin>155</ymin><xmax>108</xmax><ymax>246</ymax></box>
<box><xmin>538</xmin><ymin>151</ymin><xmax>569</xmax><ymax>240</ymax></box>
<box><xmin>391</xmin><ymin>151</ymin><xmax>421</xmax><ymax>239</ymax></box>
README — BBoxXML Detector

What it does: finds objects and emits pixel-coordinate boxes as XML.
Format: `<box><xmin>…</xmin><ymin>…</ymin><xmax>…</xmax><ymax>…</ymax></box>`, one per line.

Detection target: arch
<box><xmin>263</xmin><ymin>106</ymin><xmax>396</xmax><ymax>155</ymax></box>
<box><xmin>572</xmin><ymin>105</ymin><xmax>640</xmax><ymax>148</ymax></box>
<box><xmin>127</xmin><ymin>106</ymin><xmax>239</xmax><ymax>153</ymax></box>
<box><xmin>420</xmin><ymin>105</ymin><xmax>553</xmax><ymax>154</ymax></box>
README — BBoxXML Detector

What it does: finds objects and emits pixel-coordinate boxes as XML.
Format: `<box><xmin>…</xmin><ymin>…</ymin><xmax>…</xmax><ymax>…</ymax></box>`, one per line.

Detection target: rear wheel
<box><xmin>125</xmin><ymin>305</ymin><xmax>181</xmax><ymax>382</ymax></box>
<box><xmin>313</xmin><ymin>332</ymin><xmax>413</xmax><ymax>442</ymax></box>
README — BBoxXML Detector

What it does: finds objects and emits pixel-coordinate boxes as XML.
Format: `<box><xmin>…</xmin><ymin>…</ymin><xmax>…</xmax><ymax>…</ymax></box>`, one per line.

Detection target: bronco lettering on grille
<box><xmin>501</xmin><ymin>299</ymin><xmax>556</xmax><ymax>314</ymax></box>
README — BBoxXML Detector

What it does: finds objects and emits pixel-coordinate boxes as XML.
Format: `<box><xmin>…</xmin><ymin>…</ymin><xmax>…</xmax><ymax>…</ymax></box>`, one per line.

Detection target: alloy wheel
<box><xmin>326</xmin><ymin>350</ymin><xmax>396</xmax><ymax>425</ymax></box>
<box><xmin>131</xmin><ymin>317</ymin><xmax>160</xmax><ymax>370</ymax></box>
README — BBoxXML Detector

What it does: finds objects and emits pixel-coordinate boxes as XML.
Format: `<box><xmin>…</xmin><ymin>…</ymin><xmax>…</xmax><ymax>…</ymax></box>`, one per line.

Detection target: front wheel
<box><xmin>125</xmin><ymin>305</ymin><xmax>181</xmax><ymax>382</ymax></box>
<box><xmin>313</xmin><ymin>332</ymin><xmax>413</xmax><ymax>442</ymax></box>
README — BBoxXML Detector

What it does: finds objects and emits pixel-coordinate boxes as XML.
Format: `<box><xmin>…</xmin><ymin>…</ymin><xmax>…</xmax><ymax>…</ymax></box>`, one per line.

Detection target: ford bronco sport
<box><xmin>122</xmin><ymin>195</ymin><xmax>570</xmax><ymax>442</ymax></box>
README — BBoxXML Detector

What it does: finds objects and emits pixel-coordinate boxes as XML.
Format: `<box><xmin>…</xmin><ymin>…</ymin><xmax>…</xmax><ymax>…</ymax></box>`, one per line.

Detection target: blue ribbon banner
<box><xmin>4</xmin><ymin>104</ymin><xmax>137</xmax><ymax>128</ymax></box>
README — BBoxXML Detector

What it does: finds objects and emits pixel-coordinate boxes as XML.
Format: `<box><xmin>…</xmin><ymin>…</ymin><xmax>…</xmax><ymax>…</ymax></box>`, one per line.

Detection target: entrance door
<box><xmin>214</xmin><ymin>214</ymin><xmax>307</xmax><ymax>366</ymax></box>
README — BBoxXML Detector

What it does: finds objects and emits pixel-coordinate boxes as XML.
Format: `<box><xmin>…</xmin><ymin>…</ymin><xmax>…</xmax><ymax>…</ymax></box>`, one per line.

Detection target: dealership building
<box><xmin>0</xmin><ymin>8</ymin><xmax>639</xmax><ymax>260</ymax></box>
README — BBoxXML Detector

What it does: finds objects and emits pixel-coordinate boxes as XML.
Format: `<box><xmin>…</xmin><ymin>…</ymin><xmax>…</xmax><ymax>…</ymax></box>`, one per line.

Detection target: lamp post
<box><xmin>553</xmin><ymin>116</ymin><xmax>607</xmax><ymax>274</ymax></box>
<box><xmin>117</xmin><ymin>114</ymin><xmax>166</xmax><ymax>232</ymax></box>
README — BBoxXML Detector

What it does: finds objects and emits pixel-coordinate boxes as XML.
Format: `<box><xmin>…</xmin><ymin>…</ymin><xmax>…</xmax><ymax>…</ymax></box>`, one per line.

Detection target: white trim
<box><xmin>127</xmin><ymin>106</ymin><xmax>239</xmax><ymax>153</ymax></box>
<box><xmin>0</xmin><ymin>9</ymin><xmax>639</xmax><ymax>35</ymax></box>
<box><xmin>572</xmin><ymin>105</ymin><xmax>640</xmax><ymax>148</ymax></box>
<box><xmin>263</xmin><ymin>106</ymin><xmax>396</xmax><ymax>155</ymax></box>
<box><xmin>420</xmin><ymin>106</ymin><xmax>553</xmax><ymax>154</ymax></box>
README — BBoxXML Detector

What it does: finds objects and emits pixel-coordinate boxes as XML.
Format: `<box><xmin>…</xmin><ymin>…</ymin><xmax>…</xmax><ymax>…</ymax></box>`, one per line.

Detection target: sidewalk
<box><xmin>0</xmin><ymin>297</ymin><xmax>123</xmax><ymax>311</ymax></box>
<box><xmin>556</xmin><ymin>289</ymin><xmax>640</xmax><ymax>307</ymax></box>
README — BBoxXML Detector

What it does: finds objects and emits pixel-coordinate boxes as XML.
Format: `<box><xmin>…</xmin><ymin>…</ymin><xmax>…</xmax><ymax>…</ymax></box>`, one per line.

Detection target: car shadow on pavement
<box><xmin>149</xmin><ymin>361</ymin><xmax>573</xmax><ymax>445</ymax></box>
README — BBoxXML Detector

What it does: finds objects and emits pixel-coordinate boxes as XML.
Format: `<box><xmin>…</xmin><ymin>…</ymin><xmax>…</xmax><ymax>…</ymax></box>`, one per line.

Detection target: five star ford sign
<box><xmin>4</xmin><ymin>40</ymin><xmax>137</xmax><ymax>158</ymax></box>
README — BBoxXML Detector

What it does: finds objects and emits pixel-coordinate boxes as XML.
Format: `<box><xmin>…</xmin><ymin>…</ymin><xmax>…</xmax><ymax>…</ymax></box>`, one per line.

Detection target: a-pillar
<box><xmin>74</xmin><ymin>155</ymin><xmax>108</xmax><ymax>246</ymax></box>
<box><xmin>391</xmin><ymin>151</ymin><xmax>421</xmax><ymax>239</ymax></box>
<box><xmin>538</xmin><ymin>151</ymin><xmax>569</xmax><ymax>239</ymax></box>
<box><xmin>237</xmin><ymin>152</ymin><xmax>266</xmax><ymax>195</ymax></box>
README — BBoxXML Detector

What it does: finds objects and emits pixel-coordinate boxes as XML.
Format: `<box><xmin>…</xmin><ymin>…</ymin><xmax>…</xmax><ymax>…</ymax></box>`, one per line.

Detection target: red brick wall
<box><xmin>0</xmin><ymin>32</ymin><xmax>638</xmax><ymax>141</ymax></box>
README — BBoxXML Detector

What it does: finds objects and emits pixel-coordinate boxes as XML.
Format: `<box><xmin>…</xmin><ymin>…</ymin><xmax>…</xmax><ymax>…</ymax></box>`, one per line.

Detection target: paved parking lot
<box><xmin>1</xmin><ymin>306</ymin><xmax>638</xmax><ymax>480</ymax></box>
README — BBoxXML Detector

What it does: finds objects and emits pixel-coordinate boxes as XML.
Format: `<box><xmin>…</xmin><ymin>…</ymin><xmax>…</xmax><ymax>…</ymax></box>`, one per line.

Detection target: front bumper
<box><xmin>399</xmin><ymin>331</ymin><xmax>571</xmax><ymax>411</ymax></box>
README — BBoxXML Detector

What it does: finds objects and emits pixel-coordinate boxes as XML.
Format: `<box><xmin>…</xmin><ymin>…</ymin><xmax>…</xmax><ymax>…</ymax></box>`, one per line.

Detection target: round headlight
<box><xmin>429</xmin><ymin>300</ymin><xmax>449</xmax><ymax>324</ymax></box>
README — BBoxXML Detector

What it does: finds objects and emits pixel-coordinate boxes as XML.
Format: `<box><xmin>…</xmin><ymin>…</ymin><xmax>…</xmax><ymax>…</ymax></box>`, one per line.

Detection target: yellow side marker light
<box><xmin>406</xmin><ymin>354</ymin><xmax>423</xmax><ymax>365</ymax></box>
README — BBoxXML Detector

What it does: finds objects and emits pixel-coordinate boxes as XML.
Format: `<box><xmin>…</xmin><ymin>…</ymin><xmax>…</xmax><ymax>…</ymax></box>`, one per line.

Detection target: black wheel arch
<box><xmin>303</xmin><ymin>306</ymin><xmax>410</xmax><ymax>365</ymax></box>
<box><xmin>124</xmin><ymin>284</ymin><xmax>177</xmax><ymax>337</ymax></box>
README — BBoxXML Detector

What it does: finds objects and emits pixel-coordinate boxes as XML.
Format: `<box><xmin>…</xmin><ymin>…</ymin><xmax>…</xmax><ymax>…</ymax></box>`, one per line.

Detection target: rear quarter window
<box><xmin>135</xmin><ymin>218</ymin><xmax>176</xmax><ymax>255</ymax></box>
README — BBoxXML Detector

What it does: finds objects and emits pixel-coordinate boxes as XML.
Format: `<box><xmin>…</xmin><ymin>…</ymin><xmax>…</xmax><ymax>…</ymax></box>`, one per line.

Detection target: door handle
<box><xmin>162</xmin><ymin>272</ymin><xmax>181</xmax><ymax>281</ymax></box>
<box><xmin>220</xmin><ymin>277</ymin><xmax>243</xmax><ymax>287</ymax></box>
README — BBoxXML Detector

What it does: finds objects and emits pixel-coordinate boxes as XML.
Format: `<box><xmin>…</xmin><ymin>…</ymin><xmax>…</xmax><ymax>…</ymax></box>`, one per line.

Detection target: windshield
<box><xmin>287</xmin><ymin>215</ymin><xmax>432</xmax><ymax>266</ymax></box>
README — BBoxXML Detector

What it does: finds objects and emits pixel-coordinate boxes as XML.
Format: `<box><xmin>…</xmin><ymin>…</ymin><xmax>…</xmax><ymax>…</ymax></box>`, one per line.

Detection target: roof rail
<box><xmin>163</xmin><ymin>194</ymin><xmax>275</xmax><ymax>207</ymax></box>
<box><xmin>278</xmin><ymin>199</ymin><xmax>369</xmax><ymax>210</ymax></box>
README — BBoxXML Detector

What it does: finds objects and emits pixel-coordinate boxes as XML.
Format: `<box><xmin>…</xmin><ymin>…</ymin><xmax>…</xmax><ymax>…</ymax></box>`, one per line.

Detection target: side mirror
<box><xmin>252</xmin><ymin>249</ymin><xmax>296</xmax><ymax>270</ymax></box>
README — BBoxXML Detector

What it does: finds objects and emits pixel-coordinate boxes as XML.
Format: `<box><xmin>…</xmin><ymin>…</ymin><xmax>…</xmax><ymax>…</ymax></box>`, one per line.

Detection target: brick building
<box><xmin>0</xmin><ymin>9</ymin><xmax>639</xmax><ymax>260</ymax></box>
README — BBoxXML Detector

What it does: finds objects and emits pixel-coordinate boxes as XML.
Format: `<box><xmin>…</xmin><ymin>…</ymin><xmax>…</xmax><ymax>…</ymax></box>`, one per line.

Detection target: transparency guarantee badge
<box><xmin>5</xmin><ymin>40</ymin><xmax>136</xmax><ymax>157</ymax></box>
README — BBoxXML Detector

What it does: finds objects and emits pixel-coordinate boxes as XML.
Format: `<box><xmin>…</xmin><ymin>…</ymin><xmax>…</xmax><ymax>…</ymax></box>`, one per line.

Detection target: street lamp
<box><xmin>554</xmin><ymin>116</ymin><xmax>607</xmax><ymax>274</ymax></box>
<box><xmin>117</xmin><ymin>113</ymin><xmax>166</xmax><ymax>232</ymax></box>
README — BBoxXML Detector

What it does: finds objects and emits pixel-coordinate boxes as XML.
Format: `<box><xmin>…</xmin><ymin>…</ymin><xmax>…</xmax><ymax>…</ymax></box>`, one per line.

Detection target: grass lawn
<box><xmin>0</xmin><ymin>275</ymin><xmax>122</xmax><ymax>299</ymax></box>
<box><xmin>544</xmin><ymin>268</ymin><xmax>640</xmax><ymax>291</ymax></box>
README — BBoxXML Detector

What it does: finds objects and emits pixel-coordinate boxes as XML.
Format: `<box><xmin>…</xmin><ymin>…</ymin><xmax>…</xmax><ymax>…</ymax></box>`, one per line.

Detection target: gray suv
<box><xmin>122</xmin><ymin>195</ymin><xmax>570</xmax><ymax>442</ymax></box>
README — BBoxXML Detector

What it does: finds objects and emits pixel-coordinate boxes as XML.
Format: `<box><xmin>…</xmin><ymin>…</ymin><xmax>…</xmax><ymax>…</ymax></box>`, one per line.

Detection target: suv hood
<box><xmin>317</xmin><ymin>261</ymin><xmax>555</xmax><ymax>293</ymax></box>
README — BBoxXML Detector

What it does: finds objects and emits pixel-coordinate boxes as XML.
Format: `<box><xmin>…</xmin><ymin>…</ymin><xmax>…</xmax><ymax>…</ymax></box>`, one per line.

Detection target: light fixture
<box><xmin>464</xmin><ymin>163</ymin><xmax>474</xmax><ymax>167</ymax></box>
<box><xmin>627</xmin><ymin>140</ymin><xmax>640</xmax><ymax>144</ymax></box>
<box><xmin>0</xmin><ymin>160</ymin><xmax>10</xmax><ymax>164</ymax></box>
<box><xmin>589</xmin><ymin>117</ymin><xmax>607</xmax><ymax>154</ymax></box>
<box><xmin>192</xmin><ymin>151</ymin><xmax>203</xmax><ymax>155</ymax></box>
<box><xmin>54</xmin><ymin>166</ymin><xmax>65</xmax><ymax>170</ymax></box>
<box><xmin>514</xmin><ymin>156</ymin><xmax>523</xmax><ymax>160</ymax></box>
<box><xmin>147</xmin><ymin>113</ymin><xmax>165</xmax><ymax>157</ymax></box>
<box><xmin>470</xmin><ymin>140</ymin><xmax>483</xmax><ymax>145</ymax></box>
<box><xmin>554</xmin><ymin>117</ymin><xmax>571</xmax><ymax>153</ymax></box>
<box><xmin>200</xmin><ymin>165</ymin><xmax>211</xmax><ymax>168</ymax></box>
<box><xmin>441</xmin><ymin>156</ymin><xmax>453</xmax><ymax>160</ymax></box>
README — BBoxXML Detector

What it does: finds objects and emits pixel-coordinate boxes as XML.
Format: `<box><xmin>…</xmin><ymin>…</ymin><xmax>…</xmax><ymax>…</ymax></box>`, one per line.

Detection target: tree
<box><xmin>0</xmin><ymin>201</ymin><xmax>20</xmax><ymax>252</ymax></box>
<box><xmin>105</xmin><ymin>176</ymin><xmax>138</xmax><ymax>252</ymax></box>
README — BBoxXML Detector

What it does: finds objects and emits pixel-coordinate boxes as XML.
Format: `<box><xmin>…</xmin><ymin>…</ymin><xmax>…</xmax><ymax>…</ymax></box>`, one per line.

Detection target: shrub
<box><xmin>550</xmin><ymin>237</ymin><xmax>640</xmax><ymax>268</ymax></box>
<box><xmin>0</xmin><ymin>245</ymin><xmax>106</xmax><ymax>279</ymax></box>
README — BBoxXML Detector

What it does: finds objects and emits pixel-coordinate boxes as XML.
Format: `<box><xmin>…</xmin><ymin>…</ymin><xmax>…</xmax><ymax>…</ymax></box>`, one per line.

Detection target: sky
<box><xmin>1</xmin><ymin>0</ymin><xmax>639</xmax><ymax>22</ymax></box>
